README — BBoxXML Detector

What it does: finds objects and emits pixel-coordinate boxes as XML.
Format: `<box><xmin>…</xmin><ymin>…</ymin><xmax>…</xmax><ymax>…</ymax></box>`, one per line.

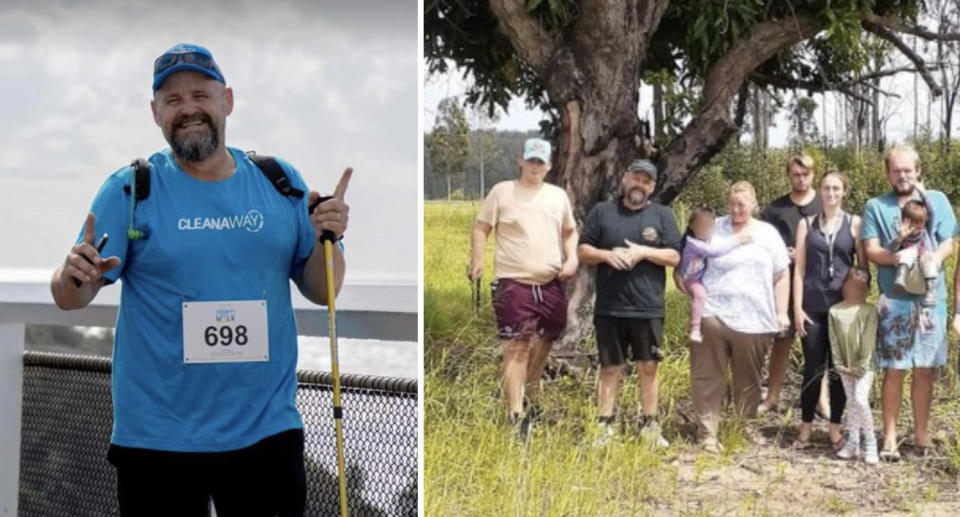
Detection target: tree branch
<box><xmin>748</xmin><ymin>67</ymin><xmax>918</xmax><ymax>99</ymax></box>
<box><xmin>862</xmin><ymin>11</ymin><xmax>960</xmax><ymax>42</ymax></box>
<box><xmin>700</xmin><ymin>16</ymin><xmax>821</xmax><ymax>110</ymax></box>
<box><xmin>734</xmin><ymin>84</ymin><xmax>749</xmax><ymax>128</ymax></box>
<box><xmin>654</xmin><ymin>14</ymin><xmax>823</xmax><ymax>204</ymax></box>
<box><xmin>488</xmin><ymin>0</ymin><xmax>556</xmax><ymax>73</ymax></box>
<box><xmin>861</xmin><ymin>19</ymin><xmax>943</xmax><ymax>96</ymax></box>
<box><xmin>636</xmin><ymin>0</ymin><xmax>671</xmax><ymax>57</ymax></box>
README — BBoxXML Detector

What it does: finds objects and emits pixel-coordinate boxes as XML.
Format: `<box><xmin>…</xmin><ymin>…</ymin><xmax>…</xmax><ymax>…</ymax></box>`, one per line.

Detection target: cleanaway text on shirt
<box><xmin>177</xmin><ymin>209</ymin><xmax>265</xmax><ymax>232</ymax></box>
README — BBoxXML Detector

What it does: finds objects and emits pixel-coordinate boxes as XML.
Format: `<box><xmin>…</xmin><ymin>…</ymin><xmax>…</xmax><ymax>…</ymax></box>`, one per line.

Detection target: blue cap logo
<box><xmin>153</xmin><ymin>43</ymin><xmax>225</xmax><ymax>92</ymax></box>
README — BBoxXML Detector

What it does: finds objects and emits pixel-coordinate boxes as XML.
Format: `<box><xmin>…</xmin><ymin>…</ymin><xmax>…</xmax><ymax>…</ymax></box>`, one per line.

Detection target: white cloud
<box><xmin>0</xmin><ymin>0</ymin><xmax>417</xmax><ymax>282</ymax></box>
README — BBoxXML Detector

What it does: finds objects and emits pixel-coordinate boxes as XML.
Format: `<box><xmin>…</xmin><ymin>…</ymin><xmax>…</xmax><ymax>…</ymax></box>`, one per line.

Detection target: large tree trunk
<box><xmin>489</xmin><ymin>0</ymin><xmax>822</xmax><ymax>359</ymax></box>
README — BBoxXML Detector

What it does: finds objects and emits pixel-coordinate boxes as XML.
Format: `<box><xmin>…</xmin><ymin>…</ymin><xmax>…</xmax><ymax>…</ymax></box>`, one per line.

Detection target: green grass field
<box><xmin>425</xmin><ymin>200</ymin><xmax>960</xmax><ymax>516</ymax></box>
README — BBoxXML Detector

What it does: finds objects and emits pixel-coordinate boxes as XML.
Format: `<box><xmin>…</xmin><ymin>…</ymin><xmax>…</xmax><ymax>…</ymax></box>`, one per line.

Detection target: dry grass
<box><xmin>425</xmin><ymin>201</ymin><xmax>960</xmax><ymax>516</ymax></box>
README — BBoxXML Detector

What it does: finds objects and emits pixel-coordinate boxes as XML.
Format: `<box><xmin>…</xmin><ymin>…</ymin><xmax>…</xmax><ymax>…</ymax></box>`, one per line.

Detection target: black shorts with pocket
<box><xmin>594</xmin><ymin>316</ymin><xmax>664</xmax><ymax>366</ymax></box>
<box><xmin>107</xmin><ymin>428</ymin><xmax>306</xmax><ymax>517</ymax></box>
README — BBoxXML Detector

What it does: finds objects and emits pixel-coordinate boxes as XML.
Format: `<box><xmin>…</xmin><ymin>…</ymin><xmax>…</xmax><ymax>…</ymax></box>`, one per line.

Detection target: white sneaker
<box><xmin>702</xmin><ymin>436</ymin><xmax>724</xmax><ymax>454</ymax></box>
<box><xmin>689</xmin><ymin>329</ymin><xmax>703</xmax><ymax>343</ymax></box>
<box><xmin>594</xmin><ymin>423</ymin><xmax>616</xmax><ymax>447</ymax></box>
<box><xmin>863</xmin><ymin>440</ymin><xmax>879</xmax><ymax>465</ymax></box>
<box><xmin>836</xmin><ymin>437</ymin><xmax>860</xmax><ymax>460</ymax></box>
<box><xmin>640</xmin><ymin>420</ymin><xmax>670</xmax><ymax>448</ymax></box>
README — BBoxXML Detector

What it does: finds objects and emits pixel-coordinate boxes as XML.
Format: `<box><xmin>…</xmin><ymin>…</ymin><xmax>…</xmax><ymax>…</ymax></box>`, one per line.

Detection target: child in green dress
<box><xmin>828</xmin><ymin>268</ymin><xmax>879</xmax><ymax>465</ymax></box>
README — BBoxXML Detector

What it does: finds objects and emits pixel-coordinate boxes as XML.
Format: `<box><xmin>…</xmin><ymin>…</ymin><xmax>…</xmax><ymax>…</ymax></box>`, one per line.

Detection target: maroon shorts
<box><xmin>491</xmin><ymin>278</ymin><xmax>568</xmax><ymax>341</ymax></box>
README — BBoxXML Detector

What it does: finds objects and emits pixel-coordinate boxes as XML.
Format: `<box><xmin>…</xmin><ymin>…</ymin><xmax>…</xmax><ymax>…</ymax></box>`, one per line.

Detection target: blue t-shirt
<box><xmin>78</xmin><ymin>147</ymin><xmax>316</xmax><ymax>452</ymax></box>
<box><xmin>861</xmin><ymin>190</ymin><xmax>958</xmax><ymax>300</ymax></box>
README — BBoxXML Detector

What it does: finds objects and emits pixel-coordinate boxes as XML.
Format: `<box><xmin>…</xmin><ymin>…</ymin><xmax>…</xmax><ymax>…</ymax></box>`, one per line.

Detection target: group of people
<box><xmin>469</xmin><ymin>137</ymin><xmax>959</xmax><ymax>464</ymax></box>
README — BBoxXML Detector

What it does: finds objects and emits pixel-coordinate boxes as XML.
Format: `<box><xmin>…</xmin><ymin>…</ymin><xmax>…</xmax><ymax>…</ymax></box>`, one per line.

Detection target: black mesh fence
<box><xmin>18</xmin><ymin>351</ymin><xmax>418</xmax><ymax>517</ymax></box>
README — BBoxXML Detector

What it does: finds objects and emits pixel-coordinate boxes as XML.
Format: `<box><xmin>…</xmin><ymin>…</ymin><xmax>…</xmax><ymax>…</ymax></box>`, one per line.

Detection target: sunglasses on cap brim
<box><xmin>154</xmin><ymin>51</ymin><xmax>222</xmax><ymax>77</ymax></box>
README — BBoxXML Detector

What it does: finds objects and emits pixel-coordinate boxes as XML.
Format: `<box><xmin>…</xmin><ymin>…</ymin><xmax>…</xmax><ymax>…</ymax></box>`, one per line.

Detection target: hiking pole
<box><xmin>310</xmin><ymin>195</ymin><xmax>349</xmax><ymax>517</ymax></box>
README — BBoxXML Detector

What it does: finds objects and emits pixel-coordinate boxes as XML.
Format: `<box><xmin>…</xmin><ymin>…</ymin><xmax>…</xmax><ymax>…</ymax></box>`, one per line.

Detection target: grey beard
<box><xmin>626</xmin><ymin>188</ymin><xmax>646</xmax><ymax>205</ymax></box>
<box><xmin>172</xmin><ymin>125</ymin><xmax>218</xmax><ymax>162</ymax></box>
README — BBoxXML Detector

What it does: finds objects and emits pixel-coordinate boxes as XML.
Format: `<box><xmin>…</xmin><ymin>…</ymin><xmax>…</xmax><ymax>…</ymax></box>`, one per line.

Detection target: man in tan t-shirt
<box><xmin>468</xmin><ymin>137</ymin><xmax>578</xmax><ymax>438</ymax></box>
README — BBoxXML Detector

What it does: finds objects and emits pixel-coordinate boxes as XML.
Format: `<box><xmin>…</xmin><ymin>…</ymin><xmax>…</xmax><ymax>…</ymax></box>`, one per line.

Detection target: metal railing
<box><xmin>0</xmin><ymin>276</ymin><xmax>418</xmax><ymax>517</ymax></box>
<box><xmin>19</xmin><ymin>352</ymin><xmax>418</xmax><ymax>517</ymax></box>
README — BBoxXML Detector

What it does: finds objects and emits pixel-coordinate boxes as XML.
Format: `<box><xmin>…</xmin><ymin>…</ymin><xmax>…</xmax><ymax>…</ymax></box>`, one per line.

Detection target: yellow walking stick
<box><xmin>324</xmin><ymin>234</ymin><xmax>348</xmax><ymax>517</ymax></box>
<box><xmin>310</xmin><ymin>166</ymin><xmax>352</xmax><ymax>517</ymax></box>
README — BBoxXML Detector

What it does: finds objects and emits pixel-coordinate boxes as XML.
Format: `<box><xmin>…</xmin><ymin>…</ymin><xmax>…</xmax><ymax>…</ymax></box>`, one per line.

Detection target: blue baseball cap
<box><xmin>523</xmin><ymin>138</ymin><xmax>551</xmax><ymax>163</ymax></box>
<box><xmin>152</xmin><ymin>43</ymin><xmax>225</xmax><ymax>93</ymax></box>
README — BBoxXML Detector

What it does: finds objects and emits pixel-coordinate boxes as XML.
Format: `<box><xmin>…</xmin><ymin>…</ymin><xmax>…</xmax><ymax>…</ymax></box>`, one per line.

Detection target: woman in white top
<box><xmin>687</xmin><ymin>181</ymin><xmax>791</xmax><ymax>453</ymax></box>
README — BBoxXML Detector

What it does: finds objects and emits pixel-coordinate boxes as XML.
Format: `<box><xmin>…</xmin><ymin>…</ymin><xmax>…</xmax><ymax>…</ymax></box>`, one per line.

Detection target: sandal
<box><xmin>792</xmin><ymin>437</ymin><xmax>813</xmax><ymax>450</ymax></box>
<box><xmin>757</xmin><ymin>402</ymin><xmax>779</xmax><ymax>415</ymax></box>
<box><xmin>913</xmin><ymin>444</ymin><xmax>936</xmax><ymax>458</ymax></box>
<box><xmin>830</xmin><ymin>435</ymin><xmax>846</xmax><ymax>452</ymax></box>
<box><xmin>879</xmin><ymin>447</ymin><xmax>901</xmax><ymax>462</ymax></box>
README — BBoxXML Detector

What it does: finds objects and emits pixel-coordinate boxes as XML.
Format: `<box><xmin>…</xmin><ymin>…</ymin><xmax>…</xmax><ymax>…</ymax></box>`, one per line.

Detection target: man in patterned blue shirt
<box><xmin>861</xmin><ymin>146</ymin><xmax>956</xmax><ymax>462</ymax></box>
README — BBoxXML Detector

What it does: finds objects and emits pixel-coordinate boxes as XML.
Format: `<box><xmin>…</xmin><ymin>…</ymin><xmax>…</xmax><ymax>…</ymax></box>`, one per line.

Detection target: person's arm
<box><xmin>774</xmin><ymin>269</ymin><xmax>789</xmax><ymax>328</ymax></box>
<box><xmin>468</xmin><ymin>222</ymin><xmax>492</xmax><ymax>280</ymax></box>
<box><xmin>884</xmin><ymin>221</ymin><xmax>914</xmax><ymax>252</ymax></box>
<box><xmin>953</xmin><ymin>264</ymin><xmax>960</xmax><ymax>336</ymax></box>
<box><xmin>623</xmin><ymin>239</ymin><xmax>679</xmax><ymax>268</ymax></box>
<box><xmin>556</xmin><ymin>194</ymin><xmax>579</xmax><ymax>281</ymax></box>
<box><xmin>864</xmin><ymin>238</ymin><xmax>900</xmax><ymax>266</ymax></box>
<box><xmin>933</xmin><ymin>233</ymin><xmax>955</xmax><ymax>266</ymax></box>
<box><xmin>297</xmin><ymin>239</ymin><xmax>346</xmax><ymax>305</ymax></box>
<box><xmin>579</xmin><ymin>243</ymin><xmax>631</xmax><ymax>269</ymax></box>
<box><xmin>768</xmin><ymin>222</ymin><xmax>791</xmax><ymax>329</ymax></box>
<box><xmin>295</xmin><ymin>171</ymin><xmax>352</xmax><ymax>305</ymax></box>
<box><xmin>855</xmin><ymin>308</ymin><xmax>878</xmax><ymax>378</ymax></box>
<box><xmin>558</xmin><ymin>225</ymin><xmax>580</xmax><ymax>281</ymax></box>
<box><xmin>468</xmin><ymin>186</ymin><xmax>501</xmax><ymax>281</ymax></box>
<box><xmin>683</xmin><ymin>234</ymin><xmax>748</xmax><ymax>258</ymax></box>
<box><xmin>851</xmin><ymin>216</ymin><xmax>868</xmax><ymax>269</ymax></box>
<box><xmin>577</xmin><ymin>205</ymin><xmax>631</xmax><ymax>270</ymax></box>
<box><xmin>673</xmin><ymin>267</ymin><xmax>688</xmax><ymax>295</ymax></box>
<box><xmin>793</xmin><ymin>218</ymin><xmax>810</xmax><ymax>336</ymax></box>
<box><xmin>53</xmin><ymin>172</ymin><xmax>128</xmax><ymax>310</ymax></box>
<box><xmin>929</xmin><ymin>189</ymin><xmax>957</xmax><ymax>270</ymax></box>
<box><xmin>828</xmin><ymin>311</ymin><xmax>847</xmax><ymax>375</ymax></box>
<box><xmin>914</xmin><ymin>182</ymin><xmax>936</xmax><ymax>237</ymax></box>
<box><xmin>861</xmin><ymin>200</ymin><xmax>899</xmax><ymax>266</ymax></box>
<box><xmin>642</xmin><ymin>207</ymin><xmax>683</xmax><ymax>268</ymax></box>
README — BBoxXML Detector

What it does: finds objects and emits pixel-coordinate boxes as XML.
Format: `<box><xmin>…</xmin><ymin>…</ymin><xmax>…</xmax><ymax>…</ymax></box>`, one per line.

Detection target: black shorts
<box><xmin>107</xmin><ymin>428</ymin><xmax>306</xmax><ymax>517</ymax></box>
<box><xmin>594</xmin><ymin>316</ymin><xmax>664</xmax><ymax>366</ymax></box>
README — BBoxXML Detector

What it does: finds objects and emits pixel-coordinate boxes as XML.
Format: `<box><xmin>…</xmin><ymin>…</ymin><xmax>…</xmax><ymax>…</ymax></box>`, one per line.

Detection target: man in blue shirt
<box><xmin>861</xmin><ymin>146</ymin><xmax>956</xmax><ymax>462</ymax></box>
<box><xmin>50</xmin><ymin>44</ymin><xmax>351</xmax><ymax>516</ymax></box>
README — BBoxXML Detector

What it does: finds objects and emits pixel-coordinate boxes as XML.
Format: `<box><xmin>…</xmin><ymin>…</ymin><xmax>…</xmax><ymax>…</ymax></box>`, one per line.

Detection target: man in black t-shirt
<box><xmin>759</xmin><ymin>153</ymin><xmax>822</xmax><ymax>414</ymax></box>
<box><xmin>578</xmin><ymin>159</ymin><xmax>681</xmax><ymax>446</ymax></box>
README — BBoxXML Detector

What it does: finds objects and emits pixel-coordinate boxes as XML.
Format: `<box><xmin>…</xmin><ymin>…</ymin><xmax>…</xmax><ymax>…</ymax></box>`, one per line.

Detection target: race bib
<box><xmin>182</xmin><ymin>300</ymin><xmax>269</xmax><ymax>363</ymax></box>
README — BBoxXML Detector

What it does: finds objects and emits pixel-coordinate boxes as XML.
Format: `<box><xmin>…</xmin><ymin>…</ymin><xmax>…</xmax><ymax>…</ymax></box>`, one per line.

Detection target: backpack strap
<box><xmin>122</xmin><ymin>158</ymin><xmax>151</xmax><ymax>201</ymax></box>
<box><xmin>246</xmin><ymin>150</ymin><xmax>305</xmax><ymax>199</ymax></box>
<box><xmin>119</xmin><ymin>152</ymin><xmax>306</xmax><ymax>202</ymax></box>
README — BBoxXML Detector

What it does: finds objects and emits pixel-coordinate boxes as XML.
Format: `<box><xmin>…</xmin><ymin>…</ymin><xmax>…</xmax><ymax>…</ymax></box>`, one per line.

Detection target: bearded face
<box><xmin>169</xmin><ymin>111</ymin><xmax>219</xmax><ymax>162</ymax></box>
<box><xmin>151</xmin><ymin>70</ymin><xmax>232</xmax><ymax>164</ymax></box>
<box><xmin>621</xmin><ymin>171</ymin><xmax>654</xmax><ymax>206</ymax></box>
<box><xmin>886</xmin><ymin>151</ymin><xmax>920</xmax><ymax>196</ymax></box>
<box><xmin>625</xmin><ymin>185</ymin><xmax>648</xmax><ymax>205</ymax></box>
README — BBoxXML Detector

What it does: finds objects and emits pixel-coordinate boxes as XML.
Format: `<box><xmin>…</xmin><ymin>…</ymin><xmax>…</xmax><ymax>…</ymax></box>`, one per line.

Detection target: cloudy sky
<box><xmin>0</xmin><ymin>0</ymin><xmax>417</xmax><ymax>284</ymax></box>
